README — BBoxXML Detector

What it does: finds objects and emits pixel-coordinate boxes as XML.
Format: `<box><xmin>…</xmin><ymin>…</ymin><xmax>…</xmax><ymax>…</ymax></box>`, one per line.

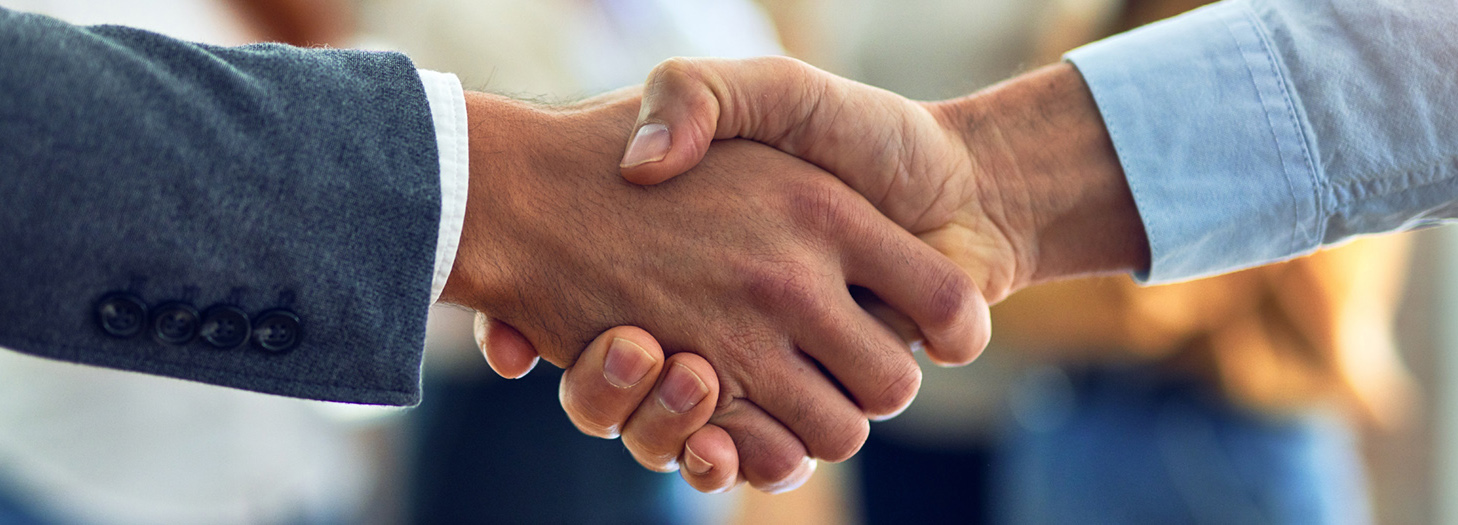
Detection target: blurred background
<box><xmin>0</xmin><ymin>0</ymin><xmax>1450</xmax><ymax>523</ymax></box>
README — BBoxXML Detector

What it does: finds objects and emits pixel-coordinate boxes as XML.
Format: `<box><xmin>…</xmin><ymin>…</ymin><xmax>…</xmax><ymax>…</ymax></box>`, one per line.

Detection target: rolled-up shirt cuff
<box><xmin>1065</xmin><ymin>0</ymin><xmax>1321</xmax><ymax>284</ymax></box>
<box><xmin>416</xmin><ymin>69</ymin><xmax>469</xmax><ymax>303</ymax></box>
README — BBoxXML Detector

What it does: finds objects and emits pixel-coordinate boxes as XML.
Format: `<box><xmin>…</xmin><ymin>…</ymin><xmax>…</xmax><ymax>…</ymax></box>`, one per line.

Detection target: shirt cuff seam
<box><xmin>417</xmin><ymin>69</ymin><xmax>469</xmax><ymax>305</ymax></box>
<box><xmin>1228</xmin><ymin>3</ymin><xmax>1324</xmax><ymax>260</ymax></box>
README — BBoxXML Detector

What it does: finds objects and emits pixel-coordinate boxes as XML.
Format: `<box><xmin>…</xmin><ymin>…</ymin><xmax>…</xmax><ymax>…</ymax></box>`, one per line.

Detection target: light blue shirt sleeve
<box><xmin>1065</xmin><ymin>0</ymin><xmax>1458</xmax><ymax>284</ymax></box>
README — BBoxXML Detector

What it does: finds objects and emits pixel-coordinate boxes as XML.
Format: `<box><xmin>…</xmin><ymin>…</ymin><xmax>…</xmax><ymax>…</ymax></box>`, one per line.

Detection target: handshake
<box><xmin>437</xmin><ymin>57</ymin><xmax>1150</xmax><ymax>493</ymax></box>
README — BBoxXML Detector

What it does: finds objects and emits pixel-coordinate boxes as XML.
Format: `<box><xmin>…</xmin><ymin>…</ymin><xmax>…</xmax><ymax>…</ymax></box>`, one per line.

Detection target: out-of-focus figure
<box><xmin>985</xmin><ymin>235</ymin><xmax>1412</xmax><ymax>524</ymax></box>
<box><xmin>359</xmin><ymin>0</ymin><xmax>781</xmax><ymax>95</ymax></box>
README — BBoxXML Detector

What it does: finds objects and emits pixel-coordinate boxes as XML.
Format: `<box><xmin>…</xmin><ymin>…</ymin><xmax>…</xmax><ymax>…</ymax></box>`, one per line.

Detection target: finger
<box><xmin>843</xmin><ymin>216</ymin><xmax>991</xmax><ymax>367</ymax></box>
<box><xmin>475</xmin><ymin>313</ymin><xmax>540</xmax><ymax>379</ymax></box>
<box><xmin>851</xmin><ymin>287</ymin><xmax>922</xmax><ymax>343</ymax></box>
<box><xmin>711</xmin><ymin>398</ymin><xmax>819</xmax><ymax>493</ymax></box>
<box><xmin>619</xmin><ymin>56</ymin><xmax>827</xmax><ymax>185</ymax></box>
<box><xmin>796</xmin><ymin>291</ymin><xmax>923</xmax><ymax>421</ymax></box>
<box><xmin>620</xmin><ymin>353</ymin><xmax>719</xmax><ymax>471</ymax></box>
<box><xmin>681</xmin><ymin>425</ymin><xmax>741</xmax><ymax>493</ymax></box>
<box><xmin>558</xmin><ymin>326</ymin><xmax>664</xmax><ymax>439</ymax></box>
<box><xmin>736</xmin><ymin>345</ymin><xmax>871</xmax><ymax>463</ymax></box>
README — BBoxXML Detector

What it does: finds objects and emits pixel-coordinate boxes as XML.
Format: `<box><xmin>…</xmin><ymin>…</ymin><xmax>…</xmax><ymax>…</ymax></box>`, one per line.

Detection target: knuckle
<box><xmin>743</xmin><ymin>260</ymin><xmax>824</xmax><ymax>314</ymax></box>
<box><xmin>561</xmin><ymin>385</ymin><xmax>623</xmax><ymax>439</ymax></box>
<box><xmin>866</xmin><ymin>363</ymin><xmax>922</xmax><ymax>420</ymax></box>
<box><xmin>645</xmin><ymin>57</ymin><xmax>722</xmax><ymax>143</ymax></box>
<box><xmin>623</xmin><ymin>434</ymin><xmax>681</xmax><ymax>472</ymax></box>
<box><xmin>654</xmin><ymin>56</ymin><xmax>698</xmax><ymax>75</ymax></box>
<box><xmin>813</xmin><ymin>416</ymin><xmax>869</xmax><ymax>463</ymax></box>
<box><xmin>648</xmin><ymin>57</ymin><xmax>705</xmax><ymax>94</ymax></box>
<box><xmin>750</xmin><ymin>444</ymin><xmax>808</xmax><ymax>486</ymax></box>
<box><xmin>784</xmin><ymin>177</ymin><xmax>854</xmax><ymax>235</ymax></box>
<box><xmin>922</xmin><ymin>267</ymin><xmax>978</xmax><ymax>337</ymax></box>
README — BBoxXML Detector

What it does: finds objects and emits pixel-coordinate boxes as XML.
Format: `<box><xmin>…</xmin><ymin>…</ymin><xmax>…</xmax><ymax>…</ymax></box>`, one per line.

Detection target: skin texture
<box><xmin>483</xmin><ymin>58</ymin><xmax>1151</xmax><ymax>493</ymax></box>
<box><xmin>438</xmin><ymin>91</ymin><xmax>986</xmax><ymax>491</ymax></box>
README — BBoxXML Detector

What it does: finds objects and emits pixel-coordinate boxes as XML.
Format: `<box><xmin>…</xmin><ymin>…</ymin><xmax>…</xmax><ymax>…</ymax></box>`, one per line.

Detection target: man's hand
<box><xmin>438</xmin><ymin>90</ymin><xmax>986</xmax><ymax>491</ymax></box>
<box><xmin>618</xmin><ymin>57</ymin><xmax>1149</xmax><ymax>312</ymax></box>
<box><xmin>540</xmin><ymin>58</ymin><xmax>1152</xmax><ymax>492</ymax></box>
<box><xmin>473</xmin><ymin>58</ymin><xmax>1152</xmax><ymax>493</ymax></box>
<box><xmin>476</xmin><ymin>314</ymin><xmax>746</xmax><ymax>492</ymax></box>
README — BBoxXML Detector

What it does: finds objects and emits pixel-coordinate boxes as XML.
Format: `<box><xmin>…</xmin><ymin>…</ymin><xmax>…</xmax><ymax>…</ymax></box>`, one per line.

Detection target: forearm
<box><xmin>929</xmin><ymin>0</ymin><xmax>1458</xmax><ymax>290</ymax></box>
<box><xmin>0</xmin><ymin>8</ymin><xmax>439</xmax><ymax>405</ymax></box>
<box><xmin>928</xmin><ymin>63</ymin><xmax>1150</xmax><ymax>289</ymax></box>
<box><xmin>1064</xmin><ymin>0</ymin><xmax>1458</xmax><ymax>283</ymax></box>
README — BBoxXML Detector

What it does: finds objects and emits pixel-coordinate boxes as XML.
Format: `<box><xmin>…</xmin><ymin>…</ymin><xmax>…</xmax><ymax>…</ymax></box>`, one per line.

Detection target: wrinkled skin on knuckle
<box><xmin>741</xmin><ymin>258</ymin><xmax>826</xmax><ymax>317</ymax></box>
<box><xmin>923</xmin><ymin>266</ymin><xmax>979</xmax><ymax>340</ymax></box>
<box><xmin>813</xmin><ymin>416</ymin><xmax>869</xmax><ymax>463</ymax></box>
<box><xmin>782</xmin><ymin>176</ymin><xmax>858</xmax><ymax>238</ymax></box>
<box><xmin>561</xmin><ymin>382</ymin><xmax>624</xmax><ymax>439</ymax></box>
<box><xmin>703</xmin><ymin>324</ymin><xmax>779</xmax><ymax>405</ymax></box>
<box><xmin>644</xmin><ymin>57</ymin><xmax>699</xmax><ymax>99</ymax></box>
<box><xmin>710</xmin><ymin>398</ymin><xmax>805</xmax><ymax>486</ymax></box>
<box><xmin>646</xmin><ymin>57</ymin><xmax>718</xmax><ymax>127</ymax></box>
<box><xmin>747</xmin><ymin>443</ymin><xmax>809</xmax><ymax>488</ymax></box>
<box><xmin>712</xmin><ymin>55</ymin><xmax>810</xmax><ymax>137</ymax></box>
<box><xmin>623</xmin><ymin>434</ymin><xmax>681</xmax><ymax>473</ymax></box>
<box><xmin>866</xmin><ymin>363</ymin><xmax>922</xmax><ymax>420</ymax></box>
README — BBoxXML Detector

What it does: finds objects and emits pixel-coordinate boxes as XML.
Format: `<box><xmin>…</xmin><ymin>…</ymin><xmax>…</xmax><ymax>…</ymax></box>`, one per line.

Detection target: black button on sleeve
<box><xmin>95</xmin><ymin>293</ymin><xmax>147</xmax><ymax>338</ymax></box>
<box><xmin>199</xmin><ymin>305</ymin><xmax>251</xmax><ymax>349</ymax></box>
<box><xmin>252</xmin><ymin>309</ymin><xmax>302</xmax><ymax>354</ymax></box>
<box><xmin>150</xmin><ymin>302</ymin><xmax>200</xmax><ymax>345</ymax></box>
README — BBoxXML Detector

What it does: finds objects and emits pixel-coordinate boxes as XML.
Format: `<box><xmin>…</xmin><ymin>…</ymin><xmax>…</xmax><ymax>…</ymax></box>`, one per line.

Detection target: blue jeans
<box><xmin>995</xmin><ymin>366</ymin><xmax>1370</xmax><ymax>525</ymax></box>
<box><xmin>0</xmin><ymin>480</ymin><xmax>51</xmax><ymax>525</ymax></box>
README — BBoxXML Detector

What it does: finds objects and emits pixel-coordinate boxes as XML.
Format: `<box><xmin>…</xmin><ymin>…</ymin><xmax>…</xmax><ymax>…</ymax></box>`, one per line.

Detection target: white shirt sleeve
<box><xmin>415</xmin><ymin>69</ymin><xmax>470</xmax><ymax>304</ymax></box>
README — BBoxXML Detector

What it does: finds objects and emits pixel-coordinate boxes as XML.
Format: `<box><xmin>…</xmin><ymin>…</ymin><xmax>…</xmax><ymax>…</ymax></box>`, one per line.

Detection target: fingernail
<box><xmin>684</xmin><ymin>442</ymin><xmax>714</xmax><ymax>475</ymax></box>
<box><xmin>657</xmin><ymin>363</ymin><xmax>709</xmax><ymax>414</ymax></box>
<box><xmin>763</xmin><ymin>457</ymin><xmax>818</xmax><ymax>494</ymax></box>
<box><xmin>620</xmin><ymin>123</ymin><xmax>671</xmax><ymax>168</ymax></box>
<box><xmin>604</xmin><ymin>338</ymin><xmax>655</xmax><ymax>388</ymax></box>
<box><xmin>508</xmin><ymin>356</ymin><xmax>540</xmax><ymax>379</ymax></box>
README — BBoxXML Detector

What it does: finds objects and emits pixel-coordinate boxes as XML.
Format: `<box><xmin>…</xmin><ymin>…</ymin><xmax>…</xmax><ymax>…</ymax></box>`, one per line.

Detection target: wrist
<box><xmin>439</xmin><ymin>91</ymin><xmax>645</xmax><ymax>315</ymax></box>
<box><xmin>936</xmin><ymin>63</ymin><xmax>1149</xmax><ymax>289</ymax></box>
<box><xmin>438</xmin><ymin>91</ymin><xmax>550</xmax><ymax>310</ymax></box>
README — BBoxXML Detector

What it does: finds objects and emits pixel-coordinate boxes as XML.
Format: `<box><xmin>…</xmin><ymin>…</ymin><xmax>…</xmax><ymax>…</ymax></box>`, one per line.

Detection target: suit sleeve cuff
<box><xmin>416</xmin><ymin>69</ymin><xmax>469</xmax><ymax>303</ymax></box>
<box><xmin>1065</xmin><ymin>0</ymin><xmax>1322</xmax><ymax>284</ymax></box>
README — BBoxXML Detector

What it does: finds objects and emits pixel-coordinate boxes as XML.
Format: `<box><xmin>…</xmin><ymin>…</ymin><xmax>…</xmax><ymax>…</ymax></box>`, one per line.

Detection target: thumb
<box><xmin>474</xmin><ymin>312</ymin><xmax>540</xmax><ymax>379</ymax></box>
<box><xmin>618</xmin><ymin>58</ymin><xmax>723</xmax><ymax>185</ymax></box>
<box><xmin>619</xmin><ymin>56</ymin><xmax>825</xmax><ymax>186</ymax></box>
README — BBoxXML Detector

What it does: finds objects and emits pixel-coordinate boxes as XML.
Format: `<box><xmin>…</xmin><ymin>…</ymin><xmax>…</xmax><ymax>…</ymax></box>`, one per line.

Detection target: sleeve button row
<box><xmin>94</xmin><ymin>293</ymin><xmax>302</xmax><ymax>354</ymax></box>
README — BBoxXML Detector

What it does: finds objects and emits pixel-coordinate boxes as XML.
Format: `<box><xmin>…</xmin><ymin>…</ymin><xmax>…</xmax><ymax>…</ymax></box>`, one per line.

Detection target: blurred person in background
<box><xmin>0</xmin><ymin>4</ymin><xmax>389</xmax><ymax>525</ymax></box>
<box><xmin>983</xmin><ymin>236</ymin><xmax>1411</xmax><ymax>524</ymax></box>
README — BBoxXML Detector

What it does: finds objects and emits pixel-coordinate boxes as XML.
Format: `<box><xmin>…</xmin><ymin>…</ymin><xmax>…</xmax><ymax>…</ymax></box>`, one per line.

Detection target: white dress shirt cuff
<box><xmin>417</xmin><ymin>69</ymin><xmax>470</xmax><ymax>304</ymax></box>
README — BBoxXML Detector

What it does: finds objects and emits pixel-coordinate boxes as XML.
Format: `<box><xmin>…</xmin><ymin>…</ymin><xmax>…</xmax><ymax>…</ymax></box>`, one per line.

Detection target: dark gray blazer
<box><xmin>0</xmin><ymin>8</ymin><xmax>441</xmax><ymax>406</ymax></box>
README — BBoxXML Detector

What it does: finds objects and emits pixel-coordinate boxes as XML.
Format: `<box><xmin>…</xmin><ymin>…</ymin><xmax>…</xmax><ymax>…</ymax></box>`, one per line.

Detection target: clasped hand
<box><xmin>445</xmin><ymin>57</ymin><xmax>1142</xmax><ymax>494</ymax></box>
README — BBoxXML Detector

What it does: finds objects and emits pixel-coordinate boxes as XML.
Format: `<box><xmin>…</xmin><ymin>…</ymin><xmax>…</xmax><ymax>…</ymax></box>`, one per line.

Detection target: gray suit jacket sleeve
<box><xmin>0</xmin><ymin>8</ymin><xmax>441</xmax><ymax>406</ymax></box>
